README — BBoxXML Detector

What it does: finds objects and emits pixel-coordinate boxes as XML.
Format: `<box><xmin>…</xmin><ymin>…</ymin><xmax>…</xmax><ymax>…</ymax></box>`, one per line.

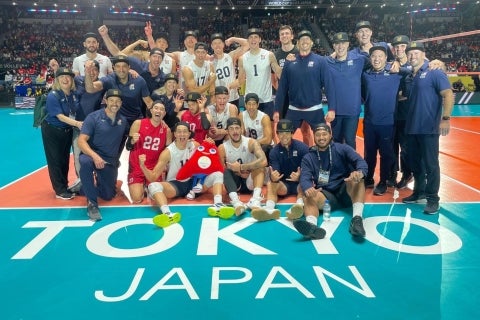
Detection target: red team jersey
<box><xmin>128</xmin><ymin>118</ymin><xmax>168</xmax><ymax>184</ymax></box>
<box><xmin>181</xmin><ymin>111</ymin><xmax>209</xmax><ymax>143</ymax></box>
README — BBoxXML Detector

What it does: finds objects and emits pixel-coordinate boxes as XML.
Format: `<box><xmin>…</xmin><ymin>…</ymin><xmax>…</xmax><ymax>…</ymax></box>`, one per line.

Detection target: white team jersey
<box><xmin>160</xmin><ymin>54</ymin><xmax>175</xmax><ymax>74</ymax></box>
<box><xmin>207</xmin><ymin>103</ymin><xmax>234</xmax><ymax>130</ymax></box>
<box><xmin>185</xmin><ymin>60</ymin><xmax>212</xmax><ymax>93</ymax></box>
<box><xmin>242</xmin><ymin>49</ymin><xmax>272</xmax><ymax>103</ymax></box>
<box><xmin>242</xmin><ymin>110</ymin><xmax>266</xmax><ymax>140</ymax></box>
<box><xmin>72</xmin><ymin>53</ymin><xmax>112</xmax><ymax>78</ymax></box>
<box><xmin>165</xmin><ymin>141</ymin><xmax>196</xmax><ymax>181</ymax></box>
<box><xmin>223</xmin><ymin>136</ymin><xmax>256</xmax><ymax>165</ymax></box>
<box><xmin>179</xmin><ymin>51</ymin><xmax>195</xmax><ymax>90</ymax></box>
<box><xmin>213</xmin><ymin>53</ymin><xmax>239</xmax><ymax>102</ymax></box>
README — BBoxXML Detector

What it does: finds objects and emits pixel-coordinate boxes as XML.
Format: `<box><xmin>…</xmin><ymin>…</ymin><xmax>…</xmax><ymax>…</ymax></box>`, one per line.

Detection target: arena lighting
<box><xmin>406</xmin><ymin>6</ymin><xmax>456</xmax><ymax>14</ymax></box>
<box><xmin>27</xmin><ymin>8</ymin><xmax>81</xmax><ymax>13</ymax></box>
<box><xmin>109</xmin><ymin>8</ymin><xmax>153</xmax><ymax>17</ymax></box>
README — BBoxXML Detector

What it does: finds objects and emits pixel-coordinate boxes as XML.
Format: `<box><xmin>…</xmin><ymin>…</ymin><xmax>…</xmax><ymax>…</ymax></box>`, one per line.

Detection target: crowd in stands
<box><xmin>1</xmin><ymin>5</ymin><xmax>480</xmax><ymax>91</ymax></box>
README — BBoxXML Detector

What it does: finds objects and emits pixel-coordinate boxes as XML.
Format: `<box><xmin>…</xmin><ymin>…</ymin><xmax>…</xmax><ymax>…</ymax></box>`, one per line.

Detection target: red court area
<box><xmin>2</xmin><ymin>118</ymin><xmax>480</xmax><ymax>208</ymax></box>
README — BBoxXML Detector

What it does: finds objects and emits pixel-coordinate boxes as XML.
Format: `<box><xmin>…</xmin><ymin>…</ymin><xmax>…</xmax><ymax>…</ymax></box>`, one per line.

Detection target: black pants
<box><xmin>406</xmin><ymin>134</ymin><xmax>440</xmax><ymax>203</ymax></box>
<box><xmin>41</xmin><ymin>121</ymin><xmax>73</xmax><ymax>195</ymax></box>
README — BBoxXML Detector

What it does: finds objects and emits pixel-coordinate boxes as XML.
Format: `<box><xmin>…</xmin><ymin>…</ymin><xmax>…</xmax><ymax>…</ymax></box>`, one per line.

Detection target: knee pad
<box><xmin>147</xmin><ymin>182</ymin><xmax>164</xmax><ymax>197</ymax></box>
<box><xmin>204</xmin><ymin>171</ymin><xmax>223</xmax><ymax>188</ymax></box>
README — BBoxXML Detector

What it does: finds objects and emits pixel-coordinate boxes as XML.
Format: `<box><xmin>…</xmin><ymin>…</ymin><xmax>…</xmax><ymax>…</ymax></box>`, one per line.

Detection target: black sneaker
<box><xmin>293</xmin><ymin>220</ymin><xmax>326</xmax><ymax>240</ymax></box>
<box><xmin>373</xmin><ymin>181</ymin><xmax>387</xmax><ymax>196</ymax></box>
<box><xmin>423</xmin><ymin>202</ymin><xmax>439</xmax><ymax>215</ymax></box>
<box><xmin>349</xmin><ymin>216</ymin><xmax>366</xmax><ymax>237</ymax></box>
<box><xmin>386</xmin><ymin>173</ymin><xmax>397</xmax><ymax>187</ymax></box>
<box><xmin>402</xmin><ymin>192</ymin><xmax>427</xmax><ymax>204</ymax></box>
<box><xmin>55</xmin><ymin>191</ymin><xmax>75</xmax><ymax>200</ymax></box>
<box><xmin>396</xmin><ymin>174</ymin><xmax>413</xmax><ymax>189</ymax></box>
<box><xmin>364</xmin><ymin>178</ymin><xmax>375</xmax><ymax>188</ymax></box>
<box><xmin>87</xmin><ymin>202</ymin><xmax>102</xmax><ymax>221</ymax></box>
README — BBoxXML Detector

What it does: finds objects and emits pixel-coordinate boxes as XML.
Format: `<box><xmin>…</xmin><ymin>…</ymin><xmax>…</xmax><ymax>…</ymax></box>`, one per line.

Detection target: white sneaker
<box><xmin>232</xmin><ymin>200</ymin><xmax>246</xmax><ymax>216</ymax></box>
<box><xmin>186</xmin><ymin>190</ymin><xmax>195</xmax><ymax>200</ymax></box>
<box><xmin>247</xmin><ymin>197</ymin><xmax>262</xmax><ymax>210</ymax></box>
<box><xmin>192</xmin><ymin>183</ymin><xmax>203</xmax><ymax>193</ymax></box>
<box><xmin>251</xmin><ymin>207</ymin><xmax>280</xmax><ymax>221</ymax></box>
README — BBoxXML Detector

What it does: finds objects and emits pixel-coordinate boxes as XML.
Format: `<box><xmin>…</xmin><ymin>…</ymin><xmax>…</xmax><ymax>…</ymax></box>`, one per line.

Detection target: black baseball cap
<box><xmin>332</xmin><ymin>32</ymin><xmax>349</xmax><ymax>43</ymax></box>
<box><xmin>111</xmin><ymin>55</ymin><xmax>130</xmax><ymax>66</ymax></box>
<box><xmin>247</xmin><ymin>28</ymin><xmax>262</xmax><ymax>37</ymax></box>
<box><xmin>164</xmin><ymin>73</ymin><xmax>178</xmax><ymax>83</ymax></box>
<box><xmin>84</xmin><ymin>32</ymin><xmax>98</xmax><ymax>41</ymax></box>
<box><xmin>355</xmin><ymin>21</ymin><xmax>372</xmax><ymax>31</ymax></box>
<box><xmin>185</xmin><ymin>92</ymin><xmax>201</xmax><ymax>101</ymax></box>
<box><xmin>184</xmin><ymin>30</ymin><xmax>197</xmax><ymax>39</ymax></box>
<box><xmin>277</xmin><ymin>119</ymin><xmax>294</xmax><ymax>133</ymax></box>
<box><xmin>226</xmin><ymin>117</ymin><xmax>241</xmax><ymax>128</ymax></box>
<box><xmin>149</xmin><ymin>48</ymin><xmax>164</xmax><ymax>57</ymax></box>
<box><xmin>106</xmin><ymin>89</ymin><xmax>122</xmax><ymax>99</ymax></box>
<box><xmin>211</xmin><ymin>33</ymin><xmax>224</xmax><ymax>42</ymax></box>
<box><xmin>297</xmin><ymin>30</ymin><xmax>312</xmax><ymax>40</ymax></box>
<box><xmin>244</xmin><ymin>93</ymin><xmax>259</xmax><ymax>104</ymax></box>
<box><xmin>215</xmin><ymin>86</ymin><xmax>229</xmax><ymax>95</ymax></box>
<box><xmin>369</xmin><ymin>44</ymin><xmax>388</xmax><ymax>55</ymax></box>
<box><xmin>313</xmin><ymin>123</ymin><xmax>331</xmax><ymax>134</ymax></box>
<box><xmin>194</xmin><ymin>42</ymin><xmax>208</xmax><ymax>51</ymax></box>
<box><xmin>55</xmin><ymin>67</ymin><xmax>75</xmax><ymax>78</ymax></box>
<box><xmin>392</xmin><ymin>35</ymin><xmax>410</xmax><ymax>46</ymax></box>
<box><xmin>406</xmin><ymin>41</ymin><xmax>425</xmax><ymax>52</ymax></box>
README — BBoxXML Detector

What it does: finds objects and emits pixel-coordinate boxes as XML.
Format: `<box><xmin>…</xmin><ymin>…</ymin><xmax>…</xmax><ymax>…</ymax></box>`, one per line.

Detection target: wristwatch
<box><xmin>442</xmin><ymin>116</ymin><xmax>451</xmax><ymax>120</ymax></box>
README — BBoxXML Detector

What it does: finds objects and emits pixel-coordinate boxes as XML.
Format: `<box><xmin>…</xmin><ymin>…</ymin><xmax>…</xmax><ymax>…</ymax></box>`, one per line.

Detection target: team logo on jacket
<box><xmin>308</xmin><ymin>61</ymin><xmax>314</xmax><ymax>67</ymax></box>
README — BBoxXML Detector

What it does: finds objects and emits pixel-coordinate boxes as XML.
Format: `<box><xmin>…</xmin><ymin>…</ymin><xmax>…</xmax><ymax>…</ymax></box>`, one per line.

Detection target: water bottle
<box><xmin>323</xmin><ymin>200</ymin><xmax>331</xmax><ymax>221</ymax></box>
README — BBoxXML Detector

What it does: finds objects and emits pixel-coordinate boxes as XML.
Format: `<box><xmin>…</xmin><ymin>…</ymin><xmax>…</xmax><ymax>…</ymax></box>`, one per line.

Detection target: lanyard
<box><xmin>316</xmin><ymin>145</ymin><xmax>332</xmax><ymax>171</ymax></box>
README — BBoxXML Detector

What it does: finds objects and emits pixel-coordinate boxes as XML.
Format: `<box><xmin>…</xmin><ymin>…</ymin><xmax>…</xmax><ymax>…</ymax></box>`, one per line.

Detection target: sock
<box><xmin>296</xmin><ymin>197</ymin><xmax>304</xmax><ymax>205</ymax></box>
<box><xmin>229</xmin><ymin>192</ymin><xmax>239</xmax><ymax>202</ymax></box>
<box><xmin>306</xmin><ymin>215</ymin><xmax>318</xmax><ymax>226</ymax></box>
<box><xmin>160</xmin><ymin>205</ymin><xmax>171</xmax><ymax>215</ymax></box>
<box><xmin>353</xmin><ymin>202</ymin><xmax>364</xmax><ymax>217</ymax></box>
<box><xmin>265</xmin><ymin>200</ymin><xmax>275</xmax><ymax>210</ymax></box>
<box><xmin>253</xmin><ymin>187</ymin><xmax>262</xmax><ymax>199</ymax></box>
<box><xmin>214</xmin><ymin>194</ymin><xmax>222</xmax><ymax>205</ymax></box>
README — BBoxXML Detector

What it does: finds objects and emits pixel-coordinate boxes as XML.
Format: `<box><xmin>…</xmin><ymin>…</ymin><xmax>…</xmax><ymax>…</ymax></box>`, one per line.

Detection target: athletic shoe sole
<box><xmin>402</xmin><ymin>198</ymin><xmax>427</xmax><ymax>204</ymax></box>
<box><xmin>286</xmin><ymin>204</ymin><xmax>304</xmax><ymax>220</ymax></box>
<box><xmin>293</xmin><ymin>220</ymin><xmax>326</xmax><ymax>240</ymax></box>
<box><xmin>235</xmin><ymin>205</ymin><xmax>246</xmax><ymax>216</ymax></box>
<box><xmin>55</xmin><ymin>194</ymin><xmax>74</xmax><ymax>200</ymax></box>
<box><xmin>153</xmin><ymin>213</ymin><xmax>182</xmax><ymax>228</ymax></box>
<box><xmin>207</xmin><ymin>206</ymin><xmax>235</xmax><ymax>219</ymax></box>
<box><xmin>251</xmin><ymin>208</ymin><xmax>280</xmax><ymax>221</ymax></box>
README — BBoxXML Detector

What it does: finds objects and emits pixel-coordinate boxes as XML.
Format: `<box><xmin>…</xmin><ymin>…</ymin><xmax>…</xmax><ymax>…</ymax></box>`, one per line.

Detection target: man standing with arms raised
<box><xmin>73</xmin><ymin>32</ymin><xmax>112</xmax><ymax>78</ymax></box>
<box><xmin>233</xmin><ymin>28</ymin><xmax>282</xmax><ymax>120</ymax></box>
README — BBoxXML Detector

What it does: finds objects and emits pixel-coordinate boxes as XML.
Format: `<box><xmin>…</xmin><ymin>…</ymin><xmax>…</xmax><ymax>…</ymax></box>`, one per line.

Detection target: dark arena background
<box><xmin>1</xmin><ymin>1</ymin><xmax>479</xmax><ymax>320</ymax></box>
